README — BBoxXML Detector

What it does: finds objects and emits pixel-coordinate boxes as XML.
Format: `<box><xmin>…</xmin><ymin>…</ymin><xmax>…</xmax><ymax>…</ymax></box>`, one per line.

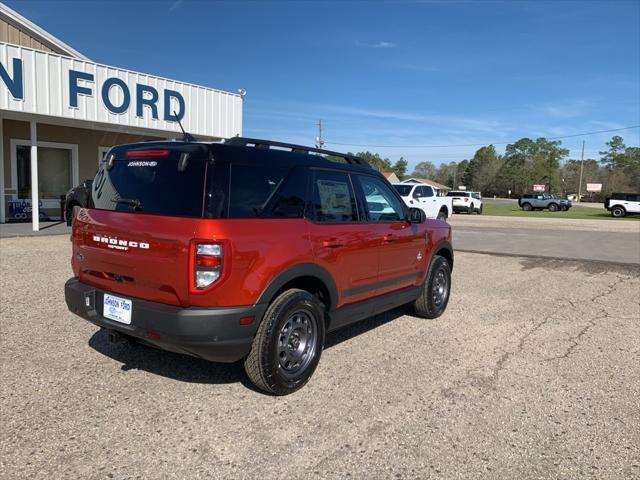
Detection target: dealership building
<box><xmin>0</xmin><ymin>3</ymin><xmax>243</xmax><ymax>229</ymax></box>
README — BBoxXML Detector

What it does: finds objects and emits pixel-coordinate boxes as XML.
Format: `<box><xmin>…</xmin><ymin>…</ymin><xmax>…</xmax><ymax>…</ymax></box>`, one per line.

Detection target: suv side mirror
<box><xmin>408</xmin><ymin>207</ymin><xmax>426</xmax><ymax>224</ymax></box>
<box><xmin>413</xmin><ymin>191</ymin><xmax>422</xmax><ymax>198</ymax></box>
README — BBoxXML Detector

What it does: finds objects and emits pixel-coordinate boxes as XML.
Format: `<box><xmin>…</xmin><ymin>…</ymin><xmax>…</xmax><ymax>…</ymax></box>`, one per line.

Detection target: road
<box><xmin>450</xmin><ymin>215</ymin><xmax>640</xmax><ymax>264</ymax></box>
<box><xmin>1</xmin><ymin>235</ymin><xmax>639</xmax><ymax>479</ymax></box>
<box><xmin>483</xmin><ymin>198</ymin><xmax>603</xmax><ymax>209</ymax></box>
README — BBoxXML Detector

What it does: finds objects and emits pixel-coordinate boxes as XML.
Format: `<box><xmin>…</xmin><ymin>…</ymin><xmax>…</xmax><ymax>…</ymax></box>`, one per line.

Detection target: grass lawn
<box><xmin>482</xmin><ymin>202</ymin><xmax>640</xmax><ymax>220</ymax></box>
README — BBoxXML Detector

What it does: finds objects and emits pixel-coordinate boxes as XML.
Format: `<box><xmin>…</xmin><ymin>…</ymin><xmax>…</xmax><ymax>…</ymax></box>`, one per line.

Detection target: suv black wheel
<box><xmin>477</xmin><ymin>204</ymin><xmax>483</xmax><ymax>214</ymax></box>
<box><xmin>522</xmin><ymin>202</ymin><xmax>532</xmax><ymax>211</ymax></box>
<box><xmin>244</xmin><ymin>289</ymin><xmax>325</xmax><ymax>395</ymax></box>
<box><xmin>412</xmin><ymin>255</ymin><xmax>451</xmax><ymax>319</ymax></box>
<box><xmin>437</xmin><ymin>209</ymin><xmax>448</xmax><ymax>221</ymax></box>
<box><xmin>548</xmin><ymin>203</ymin><xmax>559</xmax><ymax>212</ymax></box>
<box><xmin>611</xmin><ymin>206</ymin><xmax>626</xmax><ymax>218</ymax></box>
<box><xmin>468</xmin><ymin>203</ymin><xmax>474</xmax><ymax>214</ymax></box>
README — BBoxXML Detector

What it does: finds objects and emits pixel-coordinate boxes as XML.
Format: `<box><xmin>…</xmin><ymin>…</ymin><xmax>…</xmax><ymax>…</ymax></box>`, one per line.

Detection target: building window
<box><xmin>16</xmin><ymin>145</ymin><xmax>72</xmax><ymax>199</ymax></box>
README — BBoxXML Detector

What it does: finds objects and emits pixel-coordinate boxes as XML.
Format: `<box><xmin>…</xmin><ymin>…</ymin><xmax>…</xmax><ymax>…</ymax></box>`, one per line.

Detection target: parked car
<box><xmin>604</xmin><ymin>192</ymin><xmax>640</xmax><ymax>217</ymax></box>
<box><xmin>518</xmin><ymin>194</ymin><xmax>571</xmax><ymax>212</ymax></box>
<box><xmin>64</xmin><ymin>179</ymin><xmax>93</xmax><ymax>226</ymax></box>
<box><xmin>446</xmin><ymin>190</ymin><xmax>483</xmax><ymax>214</ymax></box>
<box><xmin>64</xmin><ymin>138</ymin><xmax>454</xmax><ymax>395</ymax></box>
<box><xmin>392</xmin><ymin>183</ymin><xmax>452</xmax><ymax>221</ymax></box>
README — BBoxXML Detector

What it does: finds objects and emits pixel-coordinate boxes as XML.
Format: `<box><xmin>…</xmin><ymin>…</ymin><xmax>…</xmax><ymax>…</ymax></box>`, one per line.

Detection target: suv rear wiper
<box><xmin>112</xmin><ymin>198</ymin><xmax>143</xmax><ymax>212</ymax></box>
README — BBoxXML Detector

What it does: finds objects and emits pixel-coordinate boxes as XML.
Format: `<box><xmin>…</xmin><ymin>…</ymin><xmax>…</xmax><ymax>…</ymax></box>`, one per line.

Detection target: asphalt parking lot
<box><xmin>1</xmin><ymin>232</ymin><xmax>639</xmax><ymax>480</ymax></box>
<box><xmin>451</xmin><ymin>215</ymin><xmax>640</xmax><ymax>265</ymax></box>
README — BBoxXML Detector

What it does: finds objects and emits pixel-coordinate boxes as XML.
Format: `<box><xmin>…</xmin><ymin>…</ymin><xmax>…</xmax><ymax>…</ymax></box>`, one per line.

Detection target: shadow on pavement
<box><xmin>88</xmin><ymin>306</ymin><xmax>411</xmax><ymax>387</ymax></box>
<box><xmin>89</xmin><ymin>328</ymin><xmax>246</xmax><ymax>385</ymax></box>
<box><xmin>518</xmin><ymin>256</ymin><xmax>640</xmax><ymax>275</ymax></box>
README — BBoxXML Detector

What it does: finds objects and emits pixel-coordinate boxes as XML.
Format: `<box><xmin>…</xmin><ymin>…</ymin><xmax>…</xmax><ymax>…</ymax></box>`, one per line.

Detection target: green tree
<box><xmin>391</xmin><ymin>157</ymin><xmax>408</xmax><ymax>179</ymax></box>
<box><xmin>599</xmin><ymin>136</ymin><xmax>626</xmax><ymax>170</ymax></box>
<box><xmin>622</xmin><ymin>146</ymin><xmax>640</xmax><ymax>190</ymax></box>
<box><xmin>455</xmin><ymin>159</ymin><xmax>470</xmax><ymax>188</ymax></box>
<box><xmin>497</xmin><ymin>137</ymin><xmax>568</xmax><ymax>194</ymax></box>
<box><xmin>433</xmin><ymin>162</ymin><xmax>457</xmax><ymax>187</ymax></box>
<box><xmin>411</xmin><ymin>161</ymin><xmax>436</xmax><ymax>179</ymax></box>
<box><xmin>353</xmin><ymin>151</ymin><xmax>392</xmax><ymax>172</ymax></box>
<box><xmin>466</xmin><ymin>145</ymin><xmax>502</xmax><ymax>193</ymax></box>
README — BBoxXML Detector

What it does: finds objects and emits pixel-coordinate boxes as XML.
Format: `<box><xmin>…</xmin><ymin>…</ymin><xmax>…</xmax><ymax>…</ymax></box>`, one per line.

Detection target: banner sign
<box><xmin>586</xmin><ymin>183</ymin><xmax>602</xmax><ymax>192</ymax></box>
<box><xmin>533</xmin><ymin>184</ymin><xmax>546</xmax><ymax>192</ymax></box>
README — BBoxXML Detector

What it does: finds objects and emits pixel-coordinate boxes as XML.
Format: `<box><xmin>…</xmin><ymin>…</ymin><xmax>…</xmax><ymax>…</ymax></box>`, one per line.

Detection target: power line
<box><xmin>325</xmin><ymin>125</ymin><xmax>640</xmax><ymax>149</ymax></box>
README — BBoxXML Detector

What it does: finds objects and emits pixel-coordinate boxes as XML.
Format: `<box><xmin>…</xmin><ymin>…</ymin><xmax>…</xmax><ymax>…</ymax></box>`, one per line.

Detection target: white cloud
<box><xmin>356</xmin><ymin>41</ymin><xmax>397</xmax><ymax>48</ymax></box>
<box><xmin>169</xmin><ymin>0</ymin><xmax>183</xmax><ymax>12</ymax></box>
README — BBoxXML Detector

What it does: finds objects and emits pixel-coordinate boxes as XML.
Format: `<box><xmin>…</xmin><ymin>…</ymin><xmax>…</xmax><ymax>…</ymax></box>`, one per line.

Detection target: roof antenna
<box><xmin>174</xmin><ymin>111</ymin><xmax>196</xmax><ymax>142</ymax></box>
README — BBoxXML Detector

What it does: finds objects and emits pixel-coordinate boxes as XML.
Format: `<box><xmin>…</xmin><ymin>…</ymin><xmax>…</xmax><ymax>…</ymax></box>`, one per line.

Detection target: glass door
<box><xmin>12</xmin><ymin>145</ymin><xmax>74</xmax><ymax>221</ymax></box>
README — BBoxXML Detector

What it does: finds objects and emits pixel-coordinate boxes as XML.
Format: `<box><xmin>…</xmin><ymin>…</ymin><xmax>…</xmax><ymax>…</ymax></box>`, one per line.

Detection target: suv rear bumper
<box><xmin>452</xmin><ymin>205</ymin><xmax>471</xmax><ymax>213</ymax></box>
<box><xmin>65</xmin><ymin>278</ymin><xmax>265</xmax><ymax>363</ymax></box>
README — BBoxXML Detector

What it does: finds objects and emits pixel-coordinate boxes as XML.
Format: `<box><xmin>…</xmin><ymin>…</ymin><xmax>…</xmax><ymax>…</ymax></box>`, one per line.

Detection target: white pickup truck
<box><xmin>392</xmin><ymin>183</ymin><xmax>452</xmax><ymax>221</ymax></box>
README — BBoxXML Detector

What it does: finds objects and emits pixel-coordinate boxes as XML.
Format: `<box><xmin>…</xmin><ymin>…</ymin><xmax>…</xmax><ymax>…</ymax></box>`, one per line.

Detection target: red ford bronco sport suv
<box><xmin>65</xmin><ymin>138</ymin><xmax>453</xmax><ymax>395</ymax></box>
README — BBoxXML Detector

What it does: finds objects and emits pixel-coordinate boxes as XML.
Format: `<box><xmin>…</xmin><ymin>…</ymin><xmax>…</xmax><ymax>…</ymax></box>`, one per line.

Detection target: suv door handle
<box><xmin>322</xmin><ymin>239</ymin><xmax>344</xmax><ymax>248</ymax></box>
<box><xmin>383</xmin><ymin>234</ymin><xmax>395</xmax><ymax>243</ymax></box>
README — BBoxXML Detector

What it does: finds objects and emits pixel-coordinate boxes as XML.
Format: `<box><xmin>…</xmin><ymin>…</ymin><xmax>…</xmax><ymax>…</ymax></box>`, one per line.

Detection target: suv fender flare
<box><xmin>256</xmin><ymin>263</ymin><xmax>338</xmax><ymax>311</ymax></box>
<box><xmin>431</xmin><ymin>240</ymin><xmax>454</xmax><ymax>274</ymax></box>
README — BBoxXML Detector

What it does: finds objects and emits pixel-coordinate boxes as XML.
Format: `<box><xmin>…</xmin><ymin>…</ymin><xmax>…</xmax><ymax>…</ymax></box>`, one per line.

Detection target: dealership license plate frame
<box><xmin>103</xmin><ymin>294</ymin><xmax>132</xmax><ymax>325</ymax></box>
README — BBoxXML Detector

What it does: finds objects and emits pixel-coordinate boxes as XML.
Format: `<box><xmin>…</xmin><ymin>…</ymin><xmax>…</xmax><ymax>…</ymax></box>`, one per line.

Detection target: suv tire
<box><xmin>244</xmin><ymin>289</ymin><xmax>325</xmax><ymax>395</ymax></box>
<box><xmin>548</xmin><ymin>203</ymin><xmax>559</xmax><ymax>212</ymax></box>
<box><xmin>66</xmin><ymin>203</ymin><xmax>80</xmax><ymax>226</ymax></box>
<box><xmin>412</xmin><ymin>255</ymin><xmax>451</xmax><ymax>319</ymax></box>
<box><xmin>477</xmin><ymin>204</ymin><xmax>483</xmax><ymax>215</ymax></box>
<box><xmin>611</xmin><ymin>206</ymin><xmax>626</xmax><ymax>218</ymax></box>
<box><xmin>522</xmin><ymin>202</ymin><xmax>532</xmax><ymax>211</ymax></box>
<box><xmin>437</xmin><ymin>209</ymin><xmax>448</xmax><ymax>222</ymax></box>
<box><xmin>468</xmin><ymin>203</ymin><xmax>474</xmax><ymax>214</ymax></box>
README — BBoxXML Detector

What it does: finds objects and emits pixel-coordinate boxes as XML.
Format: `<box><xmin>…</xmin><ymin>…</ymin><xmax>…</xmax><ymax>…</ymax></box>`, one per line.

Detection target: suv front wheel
<box><xmin>412</xmin><ymin>255</ymin><xmax>451</xmax><ymax>319</ymax></box>
<box><xmin>244</xmin><ymin>289</ymin><xmax>325</xmax><ymax>395</ymax></box>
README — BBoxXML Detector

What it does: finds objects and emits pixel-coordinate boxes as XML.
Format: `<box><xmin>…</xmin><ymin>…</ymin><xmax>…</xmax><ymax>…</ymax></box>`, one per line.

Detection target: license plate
<box><xmin>103</xmin><ymin>294</ymin><xmax>132</xmax><ymax>324</ymax></box>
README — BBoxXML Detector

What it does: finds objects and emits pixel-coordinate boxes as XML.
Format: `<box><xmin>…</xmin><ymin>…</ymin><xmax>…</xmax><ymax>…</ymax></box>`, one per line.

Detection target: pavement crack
<box><xmin>489</xmin><ymin>306</ymin><xmax>558</xmax><ymax>382</ymax></box>
<box><xmin>545</xmin><ymin>275</ymin><xmax>634</xmax><ymax>362</ymax></box>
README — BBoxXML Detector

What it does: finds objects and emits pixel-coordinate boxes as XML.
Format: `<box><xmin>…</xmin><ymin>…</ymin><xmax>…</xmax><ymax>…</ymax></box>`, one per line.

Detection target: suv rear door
<box><xmin>307</xmin><ymin>169</ymin><xmax>380</xmax><ymax>309</ymax></box>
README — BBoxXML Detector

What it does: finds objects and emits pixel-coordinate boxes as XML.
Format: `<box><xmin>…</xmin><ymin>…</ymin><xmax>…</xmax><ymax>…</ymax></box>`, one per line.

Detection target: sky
<box><xmin>6</xmin><ymin>0</ymin><xmax>640</xmax><ymax>170</ymax></box>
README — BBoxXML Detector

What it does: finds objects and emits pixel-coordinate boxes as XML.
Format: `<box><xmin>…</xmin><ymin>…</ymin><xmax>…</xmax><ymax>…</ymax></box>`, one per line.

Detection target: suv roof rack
<box><xmin>224</xmin><ymin>137</ymin><xmax>370</xmax><ymax>167</ymax></box>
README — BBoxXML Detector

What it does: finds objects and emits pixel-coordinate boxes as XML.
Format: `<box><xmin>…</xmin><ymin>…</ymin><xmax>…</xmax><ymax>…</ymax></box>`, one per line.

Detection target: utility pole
<box><xmin>315</xmin><ymin>120</ymin><xmax>325</xmax><ymax>149</ymax></box>
<box><xmin>577</xmin><ymin>140</ymin><xmax>585</xmax><ymax>203</ymax></box>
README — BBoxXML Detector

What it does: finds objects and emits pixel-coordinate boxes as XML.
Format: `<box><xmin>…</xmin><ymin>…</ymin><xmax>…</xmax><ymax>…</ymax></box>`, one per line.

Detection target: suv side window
<box><xmin>355</xmin><ymin>175</ymin><xmax>405</xmax><ymax>222</ymax></box>
<box><xmin>266</xmin><ymin>167</ymin><xmax>308</xmax><ymax>218</ymax></box>
<box><xmin>228</xmin><ymin>164</ymin><xmax>288</xmax><ymax>218</ymax></box>
<box><xmin>310</xmin><ymin>170</ymin><xmax>358</xmax><ymax>222</ymax></box>
<box><xmin>422</xmin><ymin>186</ymin><xmax>434</xmax><ymax>197</ymax></box>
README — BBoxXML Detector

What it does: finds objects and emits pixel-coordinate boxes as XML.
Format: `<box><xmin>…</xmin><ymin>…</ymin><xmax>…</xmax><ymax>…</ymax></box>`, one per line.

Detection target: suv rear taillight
<box><xmin>189</xmin><ymin>241</ymin><xmax>225</xmax><ymax>293</ymax></box>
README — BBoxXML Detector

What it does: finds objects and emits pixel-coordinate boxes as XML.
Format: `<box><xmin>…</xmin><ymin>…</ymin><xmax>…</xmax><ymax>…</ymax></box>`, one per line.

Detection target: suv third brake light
<box><xmin>126</xmin><ymin>149</ymin><xmax>169</xmax><ymax>158</ymax></box>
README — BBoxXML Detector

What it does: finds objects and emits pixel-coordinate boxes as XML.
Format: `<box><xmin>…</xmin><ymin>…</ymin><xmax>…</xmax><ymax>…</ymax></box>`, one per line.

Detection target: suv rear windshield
<box><xmin>92</xmin><ymin>145</ymin><xmax>208</xmax><ymax>218</ymax></box>
<box><xmin>393</xmin><ymin>185</ymin><xmax>413</xmax><ymax>197</ymax></box>
<box><xmin>447</xmin><ymin>191</ymin><xmax>468</xmax><ymax>197</ymax></box>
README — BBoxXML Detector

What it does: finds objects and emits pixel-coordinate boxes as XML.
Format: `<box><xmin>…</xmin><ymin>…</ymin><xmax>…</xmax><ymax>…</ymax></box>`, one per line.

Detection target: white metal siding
<box><xmin>0</xmin><ymin>42</ymin><xmax>242</xmax><ymax>138</ymax></box>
